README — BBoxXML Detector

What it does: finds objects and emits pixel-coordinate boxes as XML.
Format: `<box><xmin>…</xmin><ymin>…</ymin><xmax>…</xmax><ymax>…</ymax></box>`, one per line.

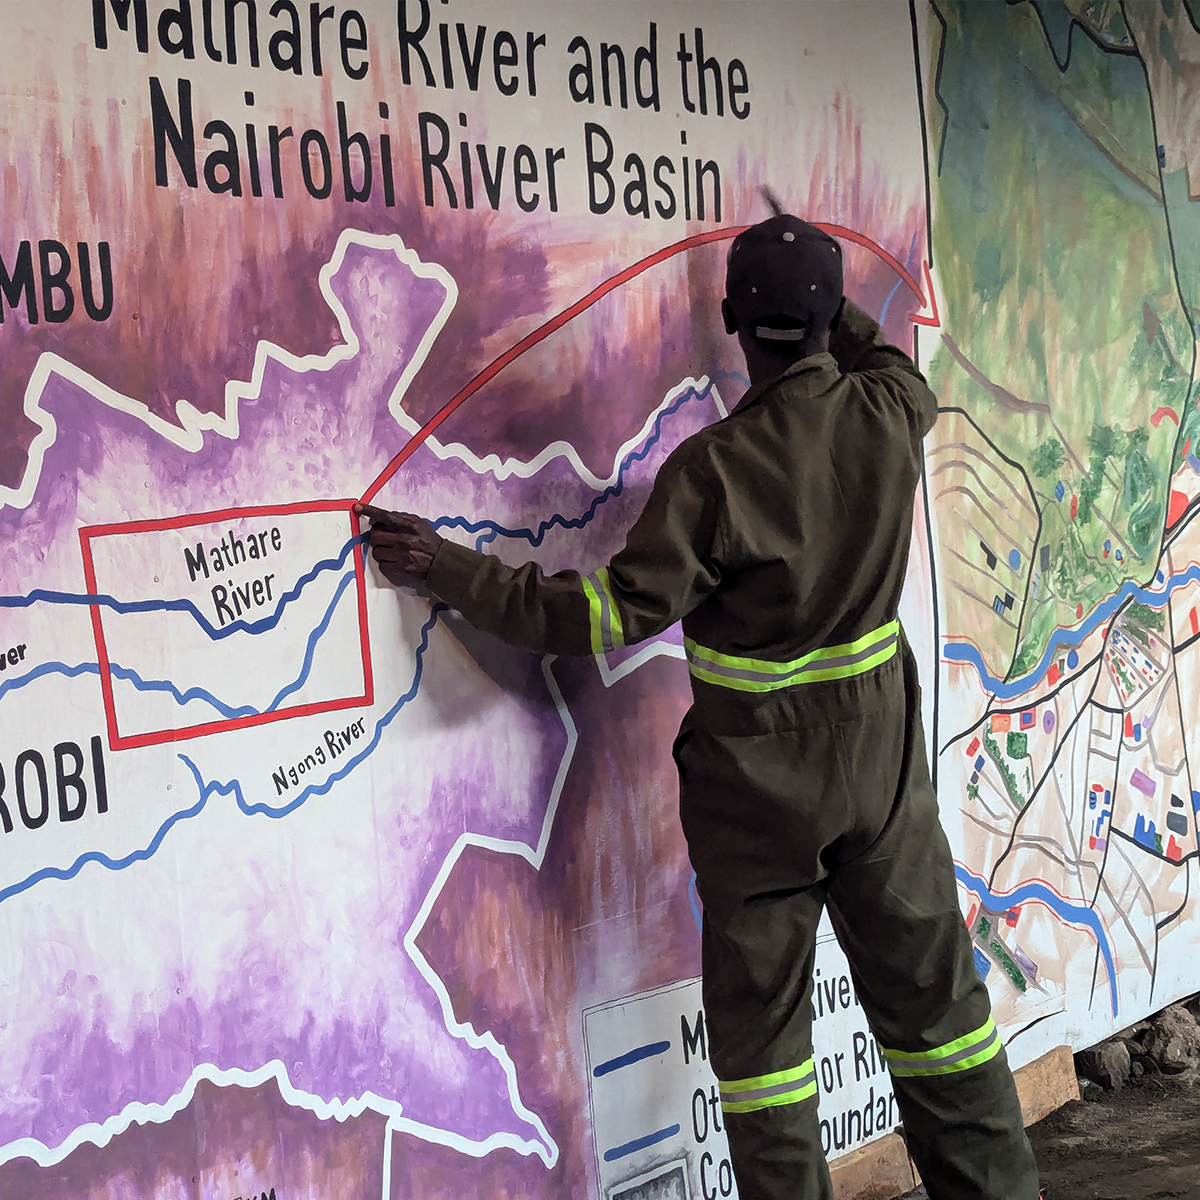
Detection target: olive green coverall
<box><xmin>424</xmin><ymin>302</ymin><xmax>1040</xmax><ymax>1200</ymax></box>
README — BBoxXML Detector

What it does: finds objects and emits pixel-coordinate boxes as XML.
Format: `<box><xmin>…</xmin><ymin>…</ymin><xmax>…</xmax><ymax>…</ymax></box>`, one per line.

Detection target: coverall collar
<box><xmin>732</xmin><ymin>352</ymin><xmax>840</xmax><ymax>415</ymax></box>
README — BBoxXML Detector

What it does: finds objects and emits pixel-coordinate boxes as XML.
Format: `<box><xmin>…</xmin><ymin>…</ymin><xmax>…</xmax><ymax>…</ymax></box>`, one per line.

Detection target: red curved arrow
<box><xmin>362</xmin><ymin>223</ymin><xmax>933</xmax><ymax>503</ymax></box>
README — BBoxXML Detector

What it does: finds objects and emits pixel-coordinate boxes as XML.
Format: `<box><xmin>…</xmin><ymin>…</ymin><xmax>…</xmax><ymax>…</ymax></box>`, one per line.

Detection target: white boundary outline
<box><xmin>0</xmin><ymin>230</ymin><xmax>458</xmax><ymax>513</ymax></box>
<box><xmin>596</xmin><ymin>640</ymin><xmax>687</xmax><ymax>686</ymax></box>
<box><xmin>0</xmin><ymin>1061</ymin><xmax>401</xmax><ymax>1172</ymax></box>
<box><xmin>388</xmin><ymin>368</ymin><xmax>729</xmax><ymax>491</ymax></box>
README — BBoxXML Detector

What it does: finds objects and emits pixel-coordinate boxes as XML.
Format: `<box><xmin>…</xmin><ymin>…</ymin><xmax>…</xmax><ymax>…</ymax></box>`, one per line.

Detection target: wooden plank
<box><xmin>829</xmin><ymin>1132</ymin><xmax>917</xmax><ymax>1200</ymax></box>
<box><xmin>827</xmin><ymin>1045</ymin><xmax>1075</xmax><ymax>1198</ymax></box>
<box><xmin>1013</xmin><ymin>1043</ymin><xmax>1080</xmax><ymax>1126</ymax></box>
<box><xmin>827</xmin><ymin>1044</ymin><xmax>1077</xmax><ymax>1198</ymax></box>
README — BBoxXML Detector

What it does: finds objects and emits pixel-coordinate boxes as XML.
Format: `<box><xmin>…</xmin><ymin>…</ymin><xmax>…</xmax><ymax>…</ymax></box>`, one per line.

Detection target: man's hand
<box><xmin>355</xmin><ymin>503</ymin><xmax>444</xmax><ymax>585</ymax></box>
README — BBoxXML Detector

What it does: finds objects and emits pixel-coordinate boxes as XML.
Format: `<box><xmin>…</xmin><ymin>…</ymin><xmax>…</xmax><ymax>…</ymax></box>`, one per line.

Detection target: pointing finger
<box><xmin>367</xmin><ymin>528</ymin><xmax>424</xmax><ymax>548</ymax></box>
<box><xmin>356</xmin><ymin>502</ymin><xmax>390</xmax><ymax>519</ymax></box>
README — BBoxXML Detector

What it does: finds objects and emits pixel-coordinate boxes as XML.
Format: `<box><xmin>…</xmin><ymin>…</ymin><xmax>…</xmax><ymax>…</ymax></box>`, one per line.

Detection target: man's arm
<box><xmin>359</xmin><ymin>444</ymin><xmax>722</xmax><ymax>656</ymax></box>
<box><xmin>829</xmin><ymin>298</ymin><xmax>938</xmax><ymax>435</ymax></box>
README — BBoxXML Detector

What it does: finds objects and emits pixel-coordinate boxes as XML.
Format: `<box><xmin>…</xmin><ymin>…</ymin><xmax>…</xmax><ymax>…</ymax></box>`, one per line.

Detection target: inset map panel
<box><xmin>79</xmin><ymin>501</ymin><xmax>372</xmax><ymax>749</ymax></box>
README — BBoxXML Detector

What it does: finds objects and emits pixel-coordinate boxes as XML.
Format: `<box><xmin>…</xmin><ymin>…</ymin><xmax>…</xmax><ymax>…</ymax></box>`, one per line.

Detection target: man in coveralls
<box><xmin>358</xmin><ymin>214</ymin><xmax>1041</xmax><ymax>1200</ymax></box>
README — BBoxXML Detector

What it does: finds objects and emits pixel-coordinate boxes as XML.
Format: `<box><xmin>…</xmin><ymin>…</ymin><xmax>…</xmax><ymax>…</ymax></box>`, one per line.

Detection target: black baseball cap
<box><xmin>724</xmin><ymin>214</ymin><xmax>844</xmax><ymax>342</ymax></box>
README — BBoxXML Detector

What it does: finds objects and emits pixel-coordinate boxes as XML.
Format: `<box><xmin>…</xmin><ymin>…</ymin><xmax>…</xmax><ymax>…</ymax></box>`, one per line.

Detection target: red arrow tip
<box><xmin>910</xmin><ymin>260</ymin><xmax>940</xmax><ymax>328</ymax></box>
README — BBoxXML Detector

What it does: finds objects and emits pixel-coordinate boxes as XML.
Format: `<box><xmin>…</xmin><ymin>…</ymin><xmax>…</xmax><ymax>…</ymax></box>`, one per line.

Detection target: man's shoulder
<box><xmin>666</xmin><ymin>407</ymin><xmax>751</xmax><ymax>471</ymax></box>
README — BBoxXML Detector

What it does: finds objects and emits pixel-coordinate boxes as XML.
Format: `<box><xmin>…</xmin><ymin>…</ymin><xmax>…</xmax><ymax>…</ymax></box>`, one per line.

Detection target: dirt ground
<box><xmin>900</xmin><ymin>1068</ymin><xmax>1200</xmax><ymax>1199</ymax></box>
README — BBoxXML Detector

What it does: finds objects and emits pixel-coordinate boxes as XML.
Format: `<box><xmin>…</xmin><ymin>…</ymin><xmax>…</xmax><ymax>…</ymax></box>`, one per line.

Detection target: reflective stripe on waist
<box><xmin>684</xmin><ymin>619</ymin><xmax>900</xmax><ymax>693</ymax></box>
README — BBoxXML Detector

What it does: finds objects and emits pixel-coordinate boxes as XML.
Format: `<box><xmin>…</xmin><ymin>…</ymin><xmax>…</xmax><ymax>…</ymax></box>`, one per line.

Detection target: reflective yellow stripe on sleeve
<box><xmin>718</xmin><ymin>1059</ymin><xmax>818</xmax><ymax>1114</ymax></box>
<box><xmin>882</xmin><ymin>1016</ymin><xmax>1002</xmax><ymax>1078</ymax></box>
<box><xmin>684</xmin><ymin>620</ymin><xmax>900</xmax><ymax>693</ymax></box>
<box><xmin>583</xmin><ymin>568</ymin><xmax>625</xmax><ymax>654</ymax></box>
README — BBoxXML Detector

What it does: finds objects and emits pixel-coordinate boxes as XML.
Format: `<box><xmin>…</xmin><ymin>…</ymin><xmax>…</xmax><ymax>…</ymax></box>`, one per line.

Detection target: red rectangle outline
<box><xmin>78</xmin><ymin>499</ymin><xmax>374</xmax><ymax>752</ymax></box>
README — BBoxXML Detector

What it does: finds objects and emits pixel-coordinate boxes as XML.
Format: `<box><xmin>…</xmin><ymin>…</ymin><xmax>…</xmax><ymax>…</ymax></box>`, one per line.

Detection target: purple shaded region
<box><xmin>417</xmin><ymin>243</ymin><xmax>734</xmax><ymax>490</ymax></box>
<box><xmin>0</xmin><ymin>620</ymin><xmax>571</xmax><ymax>1154</ymax></box>
<box><xmin>406</xmin><ymin>650</ymin><xmax>701</xmax><ymax>1199</ymax></box>
<box><xmin>0</xmin><ymin>230</ymin><xmax>335</xmax><ymax>495</ymax></box>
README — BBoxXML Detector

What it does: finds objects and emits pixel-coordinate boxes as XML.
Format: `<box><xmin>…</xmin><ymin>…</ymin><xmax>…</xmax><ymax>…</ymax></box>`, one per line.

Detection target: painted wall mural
<box><xmin>2</xmin><ymin>3</ymin><xmax>1198</xmax><ymax>1198</ymax></box>
<box><xmin>924</xmin><ymin>0</ymin><xmax>1200</xmax><ymax>1056</ymax></box>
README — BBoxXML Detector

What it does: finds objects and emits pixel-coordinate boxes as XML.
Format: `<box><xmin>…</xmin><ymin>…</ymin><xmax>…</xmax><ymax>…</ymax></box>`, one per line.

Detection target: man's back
<box><xmin>585</xmin><ymin>300</ymin><xmax>936</xmax><ymax>728</ymax></box>
<box><xmin>670</xmin><ymin>307</ymin><xmax>934</xmax><ymax>672</ymax></box>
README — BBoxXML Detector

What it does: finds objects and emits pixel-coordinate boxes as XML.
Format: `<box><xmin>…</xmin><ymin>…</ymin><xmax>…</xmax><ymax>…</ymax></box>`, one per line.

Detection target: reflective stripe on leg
<box><xmin>719</xmin><ymin>1060</ymin><xmax>818</xmax><ymax>1114</ymax></box>
<box><xmin>882</xmin><ymin>1015</ymin><xmax>1002</xmax><ymax>1078</ymax></box>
